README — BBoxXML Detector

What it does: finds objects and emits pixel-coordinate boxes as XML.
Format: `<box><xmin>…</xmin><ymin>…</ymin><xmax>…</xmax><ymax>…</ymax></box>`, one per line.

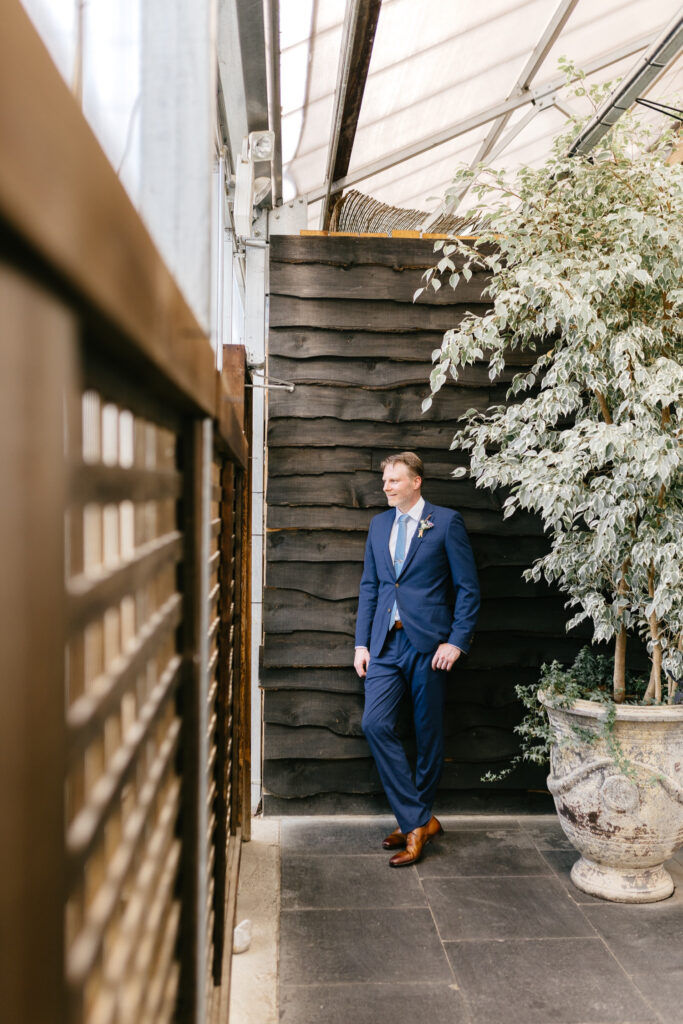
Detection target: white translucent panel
<box><xmin>280</xmin><ymin>0</ymin><xmax>316</xmax><ymax>50</ymax></box>
<box><xmin>660</xmin><ymin>51</ymin><xmax>683</xmax><ymax>95</ymax></box>
<box><xmin>306</xmin><ymin>197</ymin><xmax>324</xmax><ymax>229</ymax></box>
<box><xmin>304</xmin><ymin>0</ymin><xmax>347</xmax><ymax>37</ymax></box>
<box><xmin>350</xmin><ymin>0</ymin><xmax>552</xmax><ymax>162</ymax></box>
<box><xmin>20</xmin><ymin>0</ymin><xmax>77</xmax><ymax>85</ymax></box>
<box><xmin>280</xmin><ymin>0</ymin><xmax>344</xmax><ymax>198</ymax></box>
<box><xmin>81</xmin><ymin>0</ymin><xmax>141</xmax><ymax>201</ymax></box>
<box><xmin>538</xmin><ymin>0</ymin><xmax>683</xmax><ymax>83</ymax></box>
<box><xmin>350</xmin><ymin>129</ymin><xmax>491</xmax><ymax>213</ymax></box>
<box><xmin>280</xmin><ymin>0</ymin><xmax>316</xmax><ymax>169</ymax></box>
<box><xmin>284</xmin><ymin>0</ymin><xmax>683</xmax><ymax>218</ymax></box>
<box><xmin>488</xmin><ymin>107</ymin><xmax>569</xmax><ymax>173</ymax></box>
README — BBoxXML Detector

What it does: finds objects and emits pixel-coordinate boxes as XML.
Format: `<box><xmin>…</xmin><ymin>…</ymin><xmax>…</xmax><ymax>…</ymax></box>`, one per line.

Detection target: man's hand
<box><xmin>431</xmin><ymin>643</ymin><xmax>462</xmax><ymax>672</ymax></box>
<box><xmin>354</xmin><ymin>647</ymin><xmax>370</xmax><ymax>678</ymax></box>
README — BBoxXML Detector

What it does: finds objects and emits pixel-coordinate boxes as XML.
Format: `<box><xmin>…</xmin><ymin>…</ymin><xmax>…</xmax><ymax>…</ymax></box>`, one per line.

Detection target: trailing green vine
<box><xmin>482</xmin><ymin>647</ymin><xmax>651</xmax><ymax>782</ymax></box>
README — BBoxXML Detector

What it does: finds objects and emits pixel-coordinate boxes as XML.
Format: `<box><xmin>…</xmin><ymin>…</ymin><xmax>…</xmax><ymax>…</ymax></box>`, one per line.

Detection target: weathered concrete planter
<box><xmin>542</xmin><ymin>695</ymin><xmax>683</xmax><ymax>903</ymax></box>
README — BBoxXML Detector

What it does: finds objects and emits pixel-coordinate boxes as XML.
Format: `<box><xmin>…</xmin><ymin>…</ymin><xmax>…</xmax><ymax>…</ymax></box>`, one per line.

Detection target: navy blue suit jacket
<box><xmin>355</xmin><ymin>501</ymin><xmax>480</xmax><ymax>658</ymax></box>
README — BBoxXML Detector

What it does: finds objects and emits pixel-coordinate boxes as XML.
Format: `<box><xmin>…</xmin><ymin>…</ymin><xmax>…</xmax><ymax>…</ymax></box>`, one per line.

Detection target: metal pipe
<box><xmin>263</xmin><ymin>0</ymin><xmax>283</xmax><ymax>205</ymax></box>
<box><xmin>567</xmin><ymin>10</ymin><xmax>683</xmax><ymax>156</ymax></box>
<box><xmin>318</xmin><ymin>0</ymin><xmax>362</xmax><ymax>227</ymax></box>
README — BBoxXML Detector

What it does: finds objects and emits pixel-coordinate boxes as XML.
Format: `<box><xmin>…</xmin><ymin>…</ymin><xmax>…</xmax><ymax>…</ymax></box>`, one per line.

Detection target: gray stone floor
<box><xmin>278</xmin><ymin>815</ymin><xmax>683</xmax><ymax>1024</ymax></box>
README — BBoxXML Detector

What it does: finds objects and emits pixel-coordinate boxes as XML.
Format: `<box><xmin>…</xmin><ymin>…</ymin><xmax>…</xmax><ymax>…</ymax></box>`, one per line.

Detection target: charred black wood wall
<box><xmin>262</xmin><ymin>234</ymin><xmax>582</xmax><ymax>814</ymax></box>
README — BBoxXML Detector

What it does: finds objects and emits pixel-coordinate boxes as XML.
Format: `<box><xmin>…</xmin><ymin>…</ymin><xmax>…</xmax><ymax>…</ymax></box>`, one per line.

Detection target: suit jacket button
<box><xmin>395</xmin><ymin>583</ymin><xmax>399</xmax><ymax>587</ymax></box>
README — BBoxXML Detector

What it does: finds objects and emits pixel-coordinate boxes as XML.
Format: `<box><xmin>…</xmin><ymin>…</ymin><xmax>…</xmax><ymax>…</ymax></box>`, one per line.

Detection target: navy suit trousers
<box><xmin>362</xmin><ymin>627</ymin><xmax>446</xmax><ymax>834</ymax></box>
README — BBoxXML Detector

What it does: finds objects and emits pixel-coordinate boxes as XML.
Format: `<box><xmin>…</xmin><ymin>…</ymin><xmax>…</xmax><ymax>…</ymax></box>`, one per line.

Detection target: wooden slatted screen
<box><xmin>205</xmin><ymin>453</ymin><xmax>240</xmax><ymax>1009</ymax></box>
<box><xmin>1</xmin><ymin>7</ymin><xmax>251</xmax><ymax>1021</ymax></box>
<box><xmin>205</xmin><ymin>455</ymin><xmax>222</xmax><ymax>1020</ymax></box>
<box><xmin>262</xmin><ymin>234</ymin><xmax>585</xmax><ymax>814</ymax></box>
<box><xmin>55</xmin><ymin>340</ymin><xmax>247</xmax><ymax>1024</ymax></box>
<box><xmin>65</xmin><ymin>373</ymin><xmax>185</xmax><ymax>1024</ymax></box>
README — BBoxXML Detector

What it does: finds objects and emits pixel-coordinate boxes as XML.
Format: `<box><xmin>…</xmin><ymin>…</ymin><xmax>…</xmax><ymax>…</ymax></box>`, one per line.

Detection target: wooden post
<box><xmin>237</xmin><ymin>386</ymin><xmax>253</xmax><ymax>838</ymax></box>
<box><xmin>177</xmin><ymin>419</ymin><xmax>211</xmax><ymax>1023</ymax></box>
<box><xmin>212</xmin><ymin>458</ymin><xmax>235</xmax><ymax>980</ymax></box>
<box><xmin>0</xmin><ymin>265</ymin><xmax>74</xmax><ymax>1024</ymax></box>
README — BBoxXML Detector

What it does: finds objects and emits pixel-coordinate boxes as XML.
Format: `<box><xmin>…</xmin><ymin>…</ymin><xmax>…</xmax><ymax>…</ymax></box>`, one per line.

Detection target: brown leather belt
<box><xmin>394</xmin><ymin>619</ymin><xmax>403</xmax><ymax>630</ymax></box>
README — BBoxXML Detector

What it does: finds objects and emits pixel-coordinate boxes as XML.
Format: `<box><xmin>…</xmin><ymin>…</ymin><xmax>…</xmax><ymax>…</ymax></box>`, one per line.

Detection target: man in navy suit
<box><xmin>354</xmin><ymin>452</ymin><xmax>480</xmax><ymax>866</ymax></box>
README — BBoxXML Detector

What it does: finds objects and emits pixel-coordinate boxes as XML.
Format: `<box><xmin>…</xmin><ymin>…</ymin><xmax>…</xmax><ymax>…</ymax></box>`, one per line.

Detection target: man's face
<box><xmin>382</xmin><ymin>462</ymin><xmax>422</xmax><ymax>511</ymax></box>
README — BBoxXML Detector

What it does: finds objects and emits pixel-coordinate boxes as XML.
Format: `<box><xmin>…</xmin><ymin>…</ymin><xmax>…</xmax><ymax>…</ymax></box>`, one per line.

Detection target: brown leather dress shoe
<box><xmin>389</xmin><ymin>816</ymin><xmax>444</xmax><ymax>868</ymax></box>
<box><xmin>382</xmin><ymin>827</ymin><xmax>407</xmax><ymax>850</ymax></box>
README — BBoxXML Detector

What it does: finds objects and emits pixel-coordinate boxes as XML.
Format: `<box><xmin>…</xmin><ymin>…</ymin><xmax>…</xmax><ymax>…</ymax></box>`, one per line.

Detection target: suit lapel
<box><xmin>400</xmin><ymin>500</ymin><xmax>433</xmax><ymax>576</ymax></box>
<box><xmin>378</xmin><ymin>509</ymin><xmax>395</xmax><ymax>577</ymax></box>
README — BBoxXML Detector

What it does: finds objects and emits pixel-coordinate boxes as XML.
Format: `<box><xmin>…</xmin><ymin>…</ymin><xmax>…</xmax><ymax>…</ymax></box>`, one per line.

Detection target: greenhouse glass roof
<box><xmin>279</xmin><ymin>0</ymin><xmax>683</xmax><ymax>227</ymax></box>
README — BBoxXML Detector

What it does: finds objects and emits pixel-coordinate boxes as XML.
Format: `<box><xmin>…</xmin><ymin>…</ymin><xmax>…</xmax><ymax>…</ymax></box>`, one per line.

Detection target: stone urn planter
<box><xmin>543</xmin><ymin>695</ymin><xmax>683</xmax><ymax>903</ymax></box>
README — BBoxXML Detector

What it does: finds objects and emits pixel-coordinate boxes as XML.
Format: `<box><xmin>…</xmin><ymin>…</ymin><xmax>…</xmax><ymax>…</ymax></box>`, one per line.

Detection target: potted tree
<box><xmin>422</xmin><ymin>72</ymin><xmax>683</xmax><ymax>902</ymax></box>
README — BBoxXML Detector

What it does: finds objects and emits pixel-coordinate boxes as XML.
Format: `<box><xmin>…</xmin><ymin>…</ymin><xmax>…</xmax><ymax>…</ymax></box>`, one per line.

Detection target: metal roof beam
<box><xmin>319</xmin><ymin>0</ymin><xmax>382</xmax><ymax>228</ymax></box>
<box><xmin>217</xmin><ymin>0</ymin><xmax>250</xmax><ymax>172</ymax></box>
<box><xmin>263</xmin><ymin>0</ymin><xmax>283</xmax><ymax>205</ymax></box>
<box><xmin>305</xmin><ymin>29</ymin><xmax>659</xmax><ymax>203</ymax></box>
<box><xmin>235</xmin><ymin>0</ymin><xmax>269</xmax><ymax>131</ymax></box>
<box><xmin>567</xmin><ymin>9</ymin><xmax>683</xmax><ymax>156</ymax></box>
<box><xmin>470</xmin><ymin>0</ymin><xmax>579</xmax><ymax>170</ymax></box>
<box><xmin>218</xmin><ymin>0</ymin><xmax>279</xmax><ymax>201</ymax></box>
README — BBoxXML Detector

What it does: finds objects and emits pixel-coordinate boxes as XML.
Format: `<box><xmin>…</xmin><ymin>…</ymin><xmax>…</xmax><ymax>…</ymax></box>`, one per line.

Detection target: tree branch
<box><xmin>613</xmin><ymin>562</ymin><xmax>629</xmax><ymax>703</ymax></box>
<box><xmin>594</xmin><ymin>390</ymin><xmax>612</xmax><ymax>424</ymax></box>
<box><xmin>644</xmin><ymin>562</ymin><xmax>662</xmax><ymax>703</ymax></box>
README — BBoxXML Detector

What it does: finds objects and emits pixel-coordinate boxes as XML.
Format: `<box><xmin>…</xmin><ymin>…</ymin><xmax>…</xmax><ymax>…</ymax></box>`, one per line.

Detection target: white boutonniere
<box><xmin>417</xmin><ymin>513</ymin><xmax>435</xmax><ymax>539</ymax></box>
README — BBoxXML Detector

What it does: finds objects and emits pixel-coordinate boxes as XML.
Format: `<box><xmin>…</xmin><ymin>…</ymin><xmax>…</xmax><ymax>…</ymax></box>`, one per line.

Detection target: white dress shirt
<box><xmin>389</xmin><ymin>496</ymin><xmax>425</xmax><ymax>563</ymax></box>
<box><xmin>356</xmin><ymin>498</ymin><xmax>425</xmax><ymax>650</ymax></box>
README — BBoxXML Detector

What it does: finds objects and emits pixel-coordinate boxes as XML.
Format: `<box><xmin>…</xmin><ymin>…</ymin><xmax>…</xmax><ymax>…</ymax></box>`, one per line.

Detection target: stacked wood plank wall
<box><xmin>263</xmin><ymin>234</ymin><xmax>585</xmax><ymax>814</ymax></box>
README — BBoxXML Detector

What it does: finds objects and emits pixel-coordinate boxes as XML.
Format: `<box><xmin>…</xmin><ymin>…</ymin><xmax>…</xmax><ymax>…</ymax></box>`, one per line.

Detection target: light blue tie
<box><xmin>390</xmin><ymin>513</ymin><xmax>410</xmax><ymax>627</ymax></box>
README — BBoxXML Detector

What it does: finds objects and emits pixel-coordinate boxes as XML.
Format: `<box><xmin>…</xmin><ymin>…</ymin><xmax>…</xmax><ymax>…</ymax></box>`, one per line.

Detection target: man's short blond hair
<box><xmin>380</xmin><ymin>452</ymin><xmax>424</xmax><ymax>480</ymax></box>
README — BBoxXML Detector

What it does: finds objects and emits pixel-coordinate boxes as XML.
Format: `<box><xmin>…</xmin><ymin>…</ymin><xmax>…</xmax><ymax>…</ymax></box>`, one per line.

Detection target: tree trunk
<box><xmin>613</xmin><ymin>563</ymin><xmax>629</xmax><ymax>703</ymax></box>
<box><xmin>673</xmin><ymin>633</ymin><xmax>683</xmax><ymax>703</ymax></box>
<box><xmin>644</xmin><ymin>563</ymin><xmax>662</xmax><ymax>703</ymax></box>
<box><xmin>613</xmin><ymin>626</ymin><xmax>627</xmax><ymax>703</ymax></box>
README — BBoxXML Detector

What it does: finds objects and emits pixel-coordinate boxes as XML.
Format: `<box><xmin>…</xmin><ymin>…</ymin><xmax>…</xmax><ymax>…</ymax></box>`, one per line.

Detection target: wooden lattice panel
<box><xmin>205</xmin><ymin>456</ymin><xmax>238</xmax><ymax>1006</ymax></box>
<box><xmin>204</xmin><ymin>457</ymin><xmax>220</xmax><ymax>1017</ymax></box>
<box><xmin>65</xmin><ymin>389</ymin><xmax>184</xmax><ymax>1024</ymax></box>
<box><xmin>219</xmin><ymin>462</ymin><xmax>237</xmax><ymax>837</ymax></box>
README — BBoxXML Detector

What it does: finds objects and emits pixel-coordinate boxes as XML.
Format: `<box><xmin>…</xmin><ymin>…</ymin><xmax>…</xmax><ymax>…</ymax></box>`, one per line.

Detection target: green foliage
<box><xmin>483</xmin><ymin>647</ymin><xmax>647</xmax><ymax>782</ymax></box>
<box><xmin>425</xmin><ymin>67</ymin><xmax>683</xmax><ymax>692</ymax></box>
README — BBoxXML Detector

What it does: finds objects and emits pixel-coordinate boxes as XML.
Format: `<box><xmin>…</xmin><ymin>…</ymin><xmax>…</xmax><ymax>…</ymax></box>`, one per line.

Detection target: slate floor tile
<box><xmin>279</xmin><ymin>907</ymin><xmax>453</xmax><ymax>986</ymax></box>
<box><xmin>280</xmin><ymin>817</ymin><xmax>395</xmax><ymax>855</ymax></box>
<box><xmin>422</xmin><ymin>875</ymin><xmax>594</xmax><ymax>940</ymax></box>
<box><xmin>516</xmin><ymin>814</ymin><xmax>562</xmax><ymax>828</ymax></box>
<box><xmin>583</xmin><ymin>901</ymin><xmax>683</xmax><ymax>973</ymax></box>
<box><xmin>521</xmin><ymin>820</ymin><xmax>575</xmax><ymax>851</ymax></box>
<box><xmin>445</xmin><ymin>938</ymin><xmax>657</xmax><ymax>1024</ymax></box>
<box><xmin>539</xmin><ymin>849</ymin><xmax>608</xmax><ymax>905</ymax></box>
<box><xmin>276</xmin><ymin>816</ymin><xmax>681</xmax><ymax>1024</ymax></box>
<box><xmin>627</xmin><ymin>969</ymin><xmax>683</xmax><ymax>1024</ymax></box>
<box><xmin>417</xmin><ymin>828</ymin><xmax>552</xmax><ymax>878</ymax></box>
<box><xmin>281</xmin><ymin>853</ymin><xmax>426</xmax><ymax>909</ymax></box>
<box><xmin>439</xmin><ymin>815</ymin><xmax>523</xmax><ymax>832</ymax></box>
<box><xmin>663</xmin><ymin>855</ymin><xmax>683</xmax><ymax>890</ymax></box>
<box><xmin>279</xmin><ymin>982</ymin><xmax>468</xmax><ymax>1024</ymax></box>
